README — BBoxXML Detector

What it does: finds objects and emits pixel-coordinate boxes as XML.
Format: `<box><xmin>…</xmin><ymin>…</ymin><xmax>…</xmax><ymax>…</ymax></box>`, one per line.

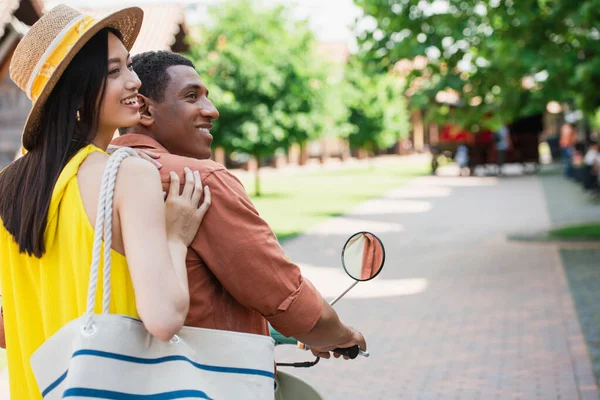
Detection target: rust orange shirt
<box><xmin>111</xmin><ymin>134</ymin><xmax>322</xmax><ymax>338</ymax></box>
<box><xmin>361</xmin><ymin>234</ymin><xmax>384</xmax><ymax>280</ymax></box>
<box><xmin>560</xmin><ymin>124</ymin><xmax>577</xmax><ymax>148</ymax></box>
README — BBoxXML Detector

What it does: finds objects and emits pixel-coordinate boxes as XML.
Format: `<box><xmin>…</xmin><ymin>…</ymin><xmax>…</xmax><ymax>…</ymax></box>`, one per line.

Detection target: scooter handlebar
<box><xmin>332</xmin><ymin>345</ymin><xmax>360</xmax><ymax>359</ymax></box>
<box><xmin>271</xmin><ymin>327</ymin><xmax>368</xmax><ymax>359</ymax></box>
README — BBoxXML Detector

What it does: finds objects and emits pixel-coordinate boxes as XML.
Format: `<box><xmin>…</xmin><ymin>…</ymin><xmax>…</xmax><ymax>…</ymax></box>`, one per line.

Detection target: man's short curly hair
<box><xmin>132</xmin><ymin>51</ymin><xmax>195</xmax><ymax>103</ymax></box>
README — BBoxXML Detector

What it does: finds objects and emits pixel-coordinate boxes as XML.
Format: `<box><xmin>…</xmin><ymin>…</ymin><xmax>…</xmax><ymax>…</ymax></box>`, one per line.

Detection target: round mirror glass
<box><xmin>341</xmin><ymin>232</ymin><xmax>385</xmax><ymax>281</ymax></box>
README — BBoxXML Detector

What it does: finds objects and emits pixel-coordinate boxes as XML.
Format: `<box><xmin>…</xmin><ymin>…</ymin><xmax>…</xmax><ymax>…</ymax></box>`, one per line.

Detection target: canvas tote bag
<box><xmin>30</xmin><ymin>148</ymin><xmax>275</xmax><ymax>399</ymax></box>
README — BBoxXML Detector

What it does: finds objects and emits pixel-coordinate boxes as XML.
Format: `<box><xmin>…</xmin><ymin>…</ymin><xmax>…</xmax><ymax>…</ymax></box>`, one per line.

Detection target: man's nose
<box><xmin>199</xmin><ymin>99</ymin><xmax>219</xmax><ymax>120</ymax></box>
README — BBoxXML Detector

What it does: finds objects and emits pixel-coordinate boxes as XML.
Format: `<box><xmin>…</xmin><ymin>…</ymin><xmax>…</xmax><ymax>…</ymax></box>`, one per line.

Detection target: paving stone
<box><xmin>277</xmin><ymin>172</ymin><xmax>599</xmax><ymax>399</ymax></box>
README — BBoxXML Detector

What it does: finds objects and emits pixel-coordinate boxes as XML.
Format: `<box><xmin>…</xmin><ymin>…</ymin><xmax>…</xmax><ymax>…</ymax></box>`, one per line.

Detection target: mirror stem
<box><xmin>329</xmin><ymin>281</ymin><xmax>359</xmax><ymax>307</ymax></box>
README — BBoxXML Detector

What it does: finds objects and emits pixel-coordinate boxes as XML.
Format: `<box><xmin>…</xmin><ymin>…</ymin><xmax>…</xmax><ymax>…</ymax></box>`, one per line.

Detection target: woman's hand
<box><xmin>165</xmin><ymin>167</ymin><xmax>211</xmax><ymax>247</ymax></box>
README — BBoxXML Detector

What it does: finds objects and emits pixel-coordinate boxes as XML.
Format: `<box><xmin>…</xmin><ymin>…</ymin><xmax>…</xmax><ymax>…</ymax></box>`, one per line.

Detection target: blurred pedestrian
<box><xmin>559</xmin><ymin>122</ymin><xmax>577</xmax><ymax>178</ymax></box>
<box><xmin>455</xmin><ymin>144</ymin><xmax>469</xmax><ymax>176</ymax></box>
<box><xmin>584</xmin><ymin>140</ymin><xmax>598</xmax><ymax>166</ymax></box>
<box><xmin>494</xmin><ymin>124</ymin><xmax>510</xmax><ymax>176</ymax></box>
<box><xmin>583</xmin><ymin>140</ymin><xmax>599</xmax><ymax>190</ymax></box>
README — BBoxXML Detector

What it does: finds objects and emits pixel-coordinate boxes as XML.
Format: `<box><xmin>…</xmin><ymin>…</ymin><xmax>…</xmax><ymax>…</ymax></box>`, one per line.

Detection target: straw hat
<box><xmin>9</xmin><ymin>4</ymin><xmax>144</xmax><ymax>151</ymax></box>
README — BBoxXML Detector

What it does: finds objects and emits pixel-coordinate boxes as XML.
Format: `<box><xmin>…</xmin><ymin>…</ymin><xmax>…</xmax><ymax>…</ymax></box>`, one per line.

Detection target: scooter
<box><xmin>271</xmin><ymin>231</ymin><xmax>386</xmax><ymax>400</ymax></box>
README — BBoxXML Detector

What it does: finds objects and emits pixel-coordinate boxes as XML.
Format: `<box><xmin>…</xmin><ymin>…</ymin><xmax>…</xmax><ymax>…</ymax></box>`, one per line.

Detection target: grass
<box><xmin>237</xmin><ymin>157</ymin><xmax>430</xmax><ymax>241</ymax></box>
<box><xmin>549</xmin><ymin>223</ymin><xmax>600</xmax><ymax>240</ymax></box>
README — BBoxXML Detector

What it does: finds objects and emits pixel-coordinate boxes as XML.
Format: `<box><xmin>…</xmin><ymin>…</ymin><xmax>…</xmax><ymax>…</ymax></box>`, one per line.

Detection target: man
<box><xmin>559</xmin><ymin>122</ymin><xmax>577</xmax><ymax>178</ymax></box>
<box><xmin>112</xmin><ymin>51</ymin><xmax>366</xmax><ymax>357</ymax></box>
<box><xmin>494</xmin><ymin>124</ymin><xmax>510</xmax><ymax>176</ymax></box>
<box><xmin>582</xmin><ymin>140</ymin><xmax>599</xmax><ymax>190</ymax></box>
<box><xmin>583</xmin><ymin>140</ymin><xmax>598</xmax><ymax>167</ymax></box>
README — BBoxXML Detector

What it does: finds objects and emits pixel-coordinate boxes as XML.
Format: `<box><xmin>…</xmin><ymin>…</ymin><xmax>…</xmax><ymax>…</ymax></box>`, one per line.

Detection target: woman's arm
<box><xmin>115</xmin><ymin>160</ymin><xmax>209</xmax><ymax>341</ymax></box>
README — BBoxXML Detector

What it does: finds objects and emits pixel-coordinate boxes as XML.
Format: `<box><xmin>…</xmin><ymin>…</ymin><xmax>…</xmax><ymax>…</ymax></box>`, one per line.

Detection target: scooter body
<box><xmin>275</xmin><ymin>371</ymin><xmax>324</xmax><ymax>400</ymax></box>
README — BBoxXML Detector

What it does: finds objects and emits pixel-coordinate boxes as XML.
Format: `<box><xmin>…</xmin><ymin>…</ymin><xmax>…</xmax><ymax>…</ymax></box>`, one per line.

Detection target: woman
<box><xmin>0</xmin><ymin>5</ymin><xmax>210</xmax><ymax>399</ymax></box>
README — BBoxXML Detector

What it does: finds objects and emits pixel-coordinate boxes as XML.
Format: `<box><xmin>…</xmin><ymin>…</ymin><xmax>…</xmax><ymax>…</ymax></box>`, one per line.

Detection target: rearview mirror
<box><xmin>341</xmin><ymin>232</ymin><xmax>385</xmax><ymax>281</ymax></box>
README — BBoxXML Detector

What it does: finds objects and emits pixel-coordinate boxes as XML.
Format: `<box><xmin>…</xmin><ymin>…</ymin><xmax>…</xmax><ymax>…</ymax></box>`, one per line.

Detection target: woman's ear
<box><xmin>138</xmin><ymin>94</ymin><xmax>154</xmax><ymax>127</ymax></box>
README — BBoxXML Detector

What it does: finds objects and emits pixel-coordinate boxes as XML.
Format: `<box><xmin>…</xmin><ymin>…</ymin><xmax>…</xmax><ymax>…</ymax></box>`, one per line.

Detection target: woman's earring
<box><xmin>76</xmin><ymin>110</ymin><xmax>81</xmax><ymax>122</ymax></box>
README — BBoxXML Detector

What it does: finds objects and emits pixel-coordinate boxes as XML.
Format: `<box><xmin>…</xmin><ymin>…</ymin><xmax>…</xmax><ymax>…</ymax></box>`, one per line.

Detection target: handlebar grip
<box><xmin>332</xmin><ymin>345</ymin><xmax>360</xmax><ymax>359</ymax></box>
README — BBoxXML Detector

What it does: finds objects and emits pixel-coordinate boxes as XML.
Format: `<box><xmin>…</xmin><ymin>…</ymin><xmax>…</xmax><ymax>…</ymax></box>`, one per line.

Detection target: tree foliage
<box><xmin>187</xmin><ymin>0</ymin><xmax>328</xmax><ymax>195</ymax></box>
<box><xmin>344</xmin><ymin>60</ymin><xmax>411</xmax><ymax>153</ymax></box>
<box><xmin>353</xmin><ymin>0</ymin><xmax>600</xmax><ymax>130</ymax></box>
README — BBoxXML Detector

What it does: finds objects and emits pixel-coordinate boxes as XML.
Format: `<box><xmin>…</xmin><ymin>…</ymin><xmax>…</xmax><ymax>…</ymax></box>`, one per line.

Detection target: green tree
<box><xmin>353</xmin><ymin>0</ymin><xmax>600</xmax><ymax>130</ymax></box>
<box><xmin>344</xmin><ymin>60</ymin><xmax>411</xmax><ymax>158</ymax></box>
<box><xmin>188</xmin><ymin>0</ymin><xmax>328</xmax><ymax>196</ymax></box>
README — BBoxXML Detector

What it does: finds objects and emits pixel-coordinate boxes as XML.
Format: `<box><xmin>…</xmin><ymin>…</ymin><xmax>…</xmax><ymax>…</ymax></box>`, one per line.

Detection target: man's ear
<box><xmin>138</xmin><ymin>94</ymin><xmax>154</xmax><ymax>127</ymax></box>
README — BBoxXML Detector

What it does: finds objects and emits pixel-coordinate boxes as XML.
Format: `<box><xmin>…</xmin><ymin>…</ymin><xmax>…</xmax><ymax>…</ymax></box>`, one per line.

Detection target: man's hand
<box><xmin>309</xmin><ymin>327</ymin><xmax>366</xmax><ymax>360</ymax></box>
<box><xmin>107</xmin><ymin>145</ymin><xmax>162</xmax><ymax>169</ymax></box>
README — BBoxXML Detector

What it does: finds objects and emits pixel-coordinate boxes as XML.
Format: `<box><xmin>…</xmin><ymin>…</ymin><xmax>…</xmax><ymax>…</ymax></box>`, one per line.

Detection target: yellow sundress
<box><xmin>0</xmin><ymin>145</ymin><xmax>138</xmax><ymax>399</ymax></box>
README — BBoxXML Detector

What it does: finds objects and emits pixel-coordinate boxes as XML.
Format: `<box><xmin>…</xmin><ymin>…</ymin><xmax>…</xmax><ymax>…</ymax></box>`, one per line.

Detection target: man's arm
<box><xmin>190</xmin><ymin>169</ymin><xmax>362</xmax><ymax>350</ymax></box>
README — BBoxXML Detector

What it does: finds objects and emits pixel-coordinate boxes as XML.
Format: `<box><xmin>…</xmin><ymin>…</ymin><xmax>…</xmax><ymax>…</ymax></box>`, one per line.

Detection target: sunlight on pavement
<box><xmin>384</xmin><ymin>185</ymin><xmax>453</xmax><ymax>199</ymax></box>
<box><xmin>412</xmin><ymin>176</ymin><xmax>499</xmax><ymax>187</ymax></box>
<box><xmin>299</xmin><ymin>263</ymin><xmax>428</xmax><ymax>299</ymax></box>
<box><xmin>309</xmin><ymin>217</ymin><xmax>404</xmax><ymax>235</ymax></box>
<box><xmin>350</xmin><ymin>198</ymin><xmax>433</xmax><ymax>215</ymax></box>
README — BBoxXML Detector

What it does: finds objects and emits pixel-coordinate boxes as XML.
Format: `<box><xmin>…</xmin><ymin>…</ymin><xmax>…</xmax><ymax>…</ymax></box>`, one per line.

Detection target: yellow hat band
<box><xmin>26</xmin><ymin>15</ymin><xmax>97</xmax><ymax>103</ymax></box>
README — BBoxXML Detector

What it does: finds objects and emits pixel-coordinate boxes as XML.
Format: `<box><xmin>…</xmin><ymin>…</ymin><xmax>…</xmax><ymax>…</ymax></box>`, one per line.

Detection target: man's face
<box><xmin>150</xmin><ymin>65</ymin><xmax>219</xmax><ymax>159</ymax></box>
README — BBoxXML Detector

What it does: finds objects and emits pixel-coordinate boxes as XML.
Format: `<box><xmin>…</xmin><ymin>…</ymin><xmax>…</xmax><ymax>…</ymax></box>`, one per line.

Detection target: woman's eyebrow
<box><xmin>108</xmin><ymin>53</ymin><xmax>131</xmax><ymax>64</ymax></box>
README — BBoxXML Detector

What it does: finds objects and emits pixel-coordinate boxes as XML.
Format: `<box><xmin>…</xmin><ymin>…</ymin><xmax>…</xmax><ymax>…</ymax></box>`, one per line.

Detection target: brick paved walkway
<box><xmin>2</xmin><ymin>165</ymin><xmax>597</xmax><ymax>399</ymax></box>
<box><xmin>276</xmin><ymin>172</ymin><xmax>599</xmax><ymax>399</ymax></box>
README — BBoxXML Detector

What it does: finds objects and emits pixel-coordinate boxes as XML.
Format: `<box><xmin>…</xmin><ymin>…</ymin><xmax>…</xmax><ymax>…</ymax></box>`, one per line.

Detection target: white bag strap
<box><xmin>83</xmin><ymin>147</ymin><xmax>138</xmax><ymax>332</ymax></box>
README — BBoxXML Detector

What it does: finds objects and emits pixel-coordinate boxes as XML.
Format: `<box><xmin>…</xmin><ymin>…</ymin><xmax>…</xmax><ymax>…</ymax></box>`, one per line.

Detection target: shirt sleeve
<box><xmin>189</xmin><ymin>170</ymin><xmax>323</xmax><ymax>338</ymax></box>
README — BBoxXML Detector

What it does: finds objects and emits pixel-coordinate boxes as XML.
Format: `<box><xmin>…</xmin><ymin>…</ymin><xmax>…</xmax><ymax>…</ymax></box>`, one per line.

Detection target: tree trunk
<box><xmin>254</xmin><ymin>156</ymin><xmax>261</xmax><ymax>197</ymax></box>
<box><xmin>287</xmin><ymin>143</ymin><xmax>301</xmax><ymax>165</ymax></box>
<box><xmin>411</xmin><ymin>109</ymin><xmax>424</xmax><ymax>152</ymax></box>
<box><xmin>429</xmin><ymin>122</ymin><xmax>439</xmax><ymax>146</ymax></box>
<box><xmin>299</xmin><ymin>142</ymin><xmax>309</xmax><ymax>166</ymax></box>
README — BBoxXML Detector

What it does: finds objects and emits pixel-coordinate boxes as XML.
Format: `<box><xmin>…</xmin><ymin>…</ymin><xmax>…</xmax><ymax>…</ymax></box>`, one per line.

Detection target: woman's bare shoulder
<box><xmin>79</xmin><ymin>153</ymin><xmax>159</xmax><ymax>187</ymax></box>
<box><xmin>116</xmin><ymin>157</ymin><xmax>161</xmax><ymax>190</ymax></box>
<box><xmin>118</xmin><ymin>156</ymin><xmax>160</xmax><ymax>177</ymax></box>
<box><xmin>78</xmin><ymin>151</ymin><xmax>108</xmax><ymax>176</ymax></box>
<box><xmin>78</xmin><ymin>152</ymin><xmax>161</xmax><ymax>212</ymax></box>
<box><xmin>113</xmin><ymin>157</ymin><xmax>163</xmax><ymax>212</ymax></box>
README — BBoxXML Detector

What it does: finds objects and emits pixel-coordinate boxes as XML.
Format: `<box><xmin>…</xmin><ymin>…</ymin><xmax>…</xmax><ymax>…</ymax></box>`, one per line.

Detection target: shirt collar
<box><xmin>111</xmin><ymin>133</ymin><xmax>169</xmax><ymax>153</ymax></box>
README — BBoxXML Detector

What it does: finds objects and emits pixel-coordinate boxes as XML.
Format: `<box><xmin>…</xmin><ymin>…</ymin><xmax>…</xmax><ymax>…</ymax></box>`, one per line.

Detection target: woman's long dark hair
<box><xmin>0</xmin><ymin>28</ymin><xmax>121</xmax><ymax>257</ymax></box>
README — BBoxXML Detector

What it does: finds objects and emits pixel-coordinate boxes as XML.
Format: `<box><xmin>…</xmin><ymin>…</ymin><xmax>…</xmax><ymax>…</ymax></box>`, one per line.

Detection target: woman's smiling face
<box><xmin>98</xmin><ymin>32</ymin><xmax>142</xmax><ymax>135</ymax></box>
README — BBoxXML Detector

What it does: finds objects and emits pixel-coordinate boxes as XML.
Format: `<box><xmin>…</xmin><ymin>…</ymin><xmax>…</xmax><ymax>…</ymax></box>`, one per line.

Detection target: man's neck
<box><xmin>125</xmin><ymin>125</ymin><xmax>153</xmax><ymax>137</ymax></box>
<box><xmin>112</xmin><ymin>127</ymin><xmax>167</xmax><ymax>153</ymax></box>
